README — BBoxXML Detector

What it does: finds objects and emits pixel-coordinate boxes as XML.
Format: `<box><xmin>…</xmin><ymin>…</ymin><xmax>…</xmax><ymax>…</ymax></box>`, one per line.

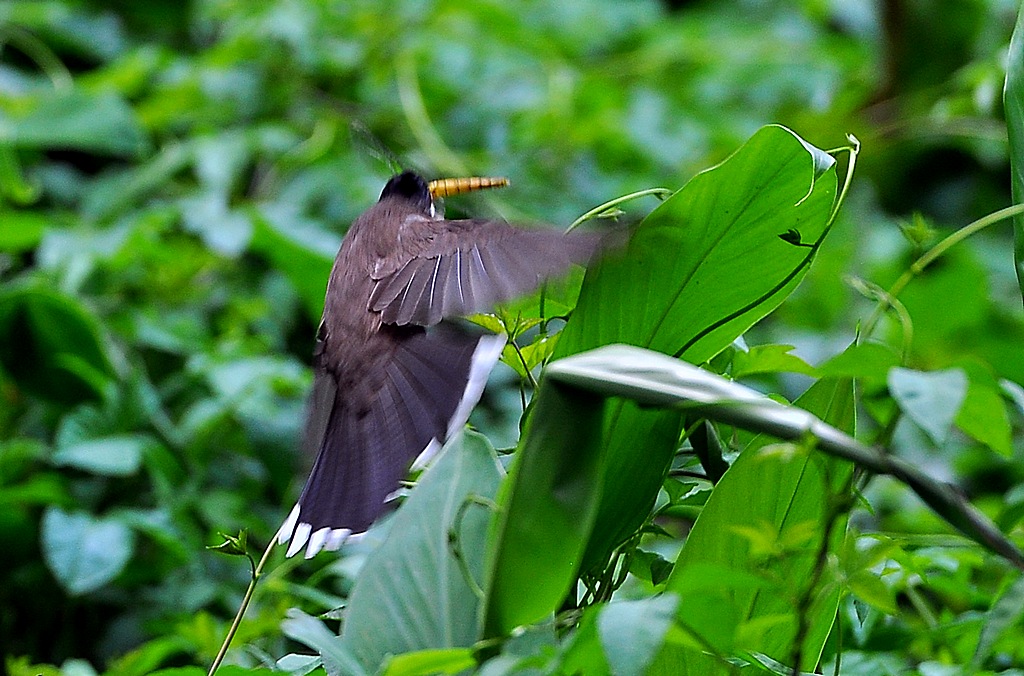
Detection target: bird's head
<box><xmin>378</xmin><ymin>171</ymin><xmax>511</xmax><ymax>219</ymax></box>
<box><xmin>379</xmin><ymin>171</ymin><xmax>434</xmax><ymax>216</ymax></box>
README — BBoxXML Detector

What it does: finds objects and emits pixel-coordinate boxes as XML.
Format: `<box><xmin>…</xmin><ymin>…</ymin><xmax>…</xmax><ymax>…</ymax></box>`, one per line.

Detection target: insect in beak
<box><xmin>427</xmin><ymin>176</ymin><xmax>510</xmax><ymax>198</ymax></box>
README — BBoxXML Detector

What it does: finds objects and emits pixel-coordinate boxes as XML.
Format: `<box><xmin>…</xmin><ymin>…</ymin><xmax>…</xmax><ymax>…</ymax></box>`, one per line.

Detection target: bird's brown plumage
<box><xmin>277</xmin><ymin>171</ymin><xmax>604</xmax><ymax>558</ymax></box>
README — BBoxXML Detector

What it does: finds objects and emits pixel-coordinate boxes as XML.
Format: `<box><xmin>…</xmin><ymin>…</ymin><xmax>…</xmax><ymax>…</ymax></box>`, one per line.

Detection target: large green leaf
<box><xmin>282</xmin><ymin>609</ymin><xmax>365</xmax><ymax>676</ymax></box>
<box><xmin>887</xmin><ymin>367</ymin><xmax>967</xmax><ymax>446</ymax></box>
<box><xmin>1006</xmin><ymin>2</ymin><xmax>1024</xmax><ymax>305</ymax></box>
<box><xmin>955</xmin><ymin>359</ymin><xmax>1014</xmax><ymax>457</ymax></box>
<box><xmin>50</xmin><ymin>434</ymin><xmax>155</xmax><ymax>477</ymax></box>
<box><xmin>0</xmin><ymin>286</ymin><xmax>115</xmax><ymax>404</ymax></box>
<box><xmin>41</xmin><ymin>508</ymin><xmax>135</xmax><ymax>595</ymax></box>
<box><xmin>552</xmin><ymin>125</ymin><xmax>838</xmax><ymax>570</ymax></box>
<box><xmin>338</xmin><ymin>431</ymin><xmax>503</xmax><ymax>671</ymax></box>
<box><xmin>0</xmin><ymin>89</ymin><xmax>147</xmax><ymax>157</ymax></box>
<box><xmin>557</xmin><ymin>125</ymin><xmax>836</xmax><ymax>361</ymax></box>
<box><xmin>483</xmin><ymin>382</ymin><xmax>605</xmax><ymax>636</ymax></box>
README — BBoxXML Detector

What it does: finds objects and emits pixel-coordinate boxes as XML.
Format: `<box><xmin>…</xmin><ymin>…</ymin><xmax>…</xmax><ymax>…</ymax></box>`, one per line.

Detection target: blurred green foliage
<box><xmin>2</xmin><ymin>0</ymin><xmax>1024</xmax><ymax>674</ymax></box>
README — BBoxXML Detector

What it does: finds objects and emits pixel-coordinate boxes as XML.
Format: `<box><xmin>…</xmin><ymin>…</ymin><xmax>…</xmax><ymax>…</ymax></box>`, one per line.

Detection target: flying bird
<box><xmin>276</xmin><ymin>171</ymin><xmax>603</xmax><ymax>558</ymax></box>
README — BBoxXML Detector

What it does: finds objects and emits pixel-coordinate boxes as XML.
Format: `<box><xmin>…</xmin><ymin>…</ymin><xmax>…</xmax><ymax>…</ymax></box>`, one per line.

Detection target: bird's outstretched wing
<box><xmin>368</xmin><ymin>218</ymin><xmax>604</xmax><ymax>326</ymax></box>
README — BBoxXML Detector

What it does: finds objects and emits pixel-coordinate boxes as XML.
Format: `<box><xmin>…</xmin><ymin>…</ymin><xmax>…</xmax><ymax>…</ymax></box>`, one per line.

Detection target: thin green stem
<box><xmin>208</xmin><ymin>537</ymin><xmax>277</xmax><ymax>676</ymax></box>
<box><xmin>846</xmin><ymin>276</ymin><xmax>913</xmax><ymax>363</ymax></box>
<box><xmin>905</xmin><ymin>584</ymin><xmax>939</xmax><ymax>628</ymax></box>
<box><xmin>832</xmin><ymin>604</ymin><xmax>843</xmax><ymax>676</ymax></box>
<box><xmin>510</xmin><ymin>338</ymin><xmax>539</xmax><ymax>390</ymax></box>
<box><xmin>566</xmin><ymin>188</ymin><xmax>672</xmax><ymax>232</ymax></box>
<box><xmin>0</xmin><ymin>26</ymin><xmax>73</xmax><ymax>90</ymax></box>
<box><xmin>863</xmin><ymin>203</ymin><xmax>1024</xmax><ymax>338</ymax></box>
<box><xmin>448</xmin><ymin>494</ymin><xmax>499</xmax><ymax>601</ymax></box>
<box><xmin>829</xmin><ymin>136</ymin><xmax>861</xmax><ymax>227</ymax></box>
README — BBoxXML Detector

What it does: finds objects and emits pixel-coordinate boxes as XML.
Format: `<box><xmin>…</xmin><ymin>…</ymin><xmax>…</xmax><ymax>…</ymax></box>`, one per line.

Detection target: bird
<box><xmin>276</xmin><ymin>170</ymin><xmax>605</xmax><ymax>558</ymax></box>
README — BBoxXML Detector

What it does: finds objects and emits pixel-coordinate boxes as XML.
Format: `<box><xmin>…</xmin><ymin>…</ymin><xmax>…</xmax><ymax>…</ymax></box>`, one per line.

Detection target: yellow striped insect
<box><xmin>427</xmin><ymin>176</ymin><xmax>510</xmax><ymax>198</ymax></box>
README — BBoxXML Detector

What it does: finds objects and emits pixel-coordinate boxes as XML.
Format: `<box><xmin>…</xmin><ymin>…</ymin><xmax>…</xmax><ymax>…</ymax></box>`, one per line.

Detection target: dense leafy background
<box><xmin>2</xmin><ymin>0</ymin><xmax>1024</xmax><ymax>674</ymax></box>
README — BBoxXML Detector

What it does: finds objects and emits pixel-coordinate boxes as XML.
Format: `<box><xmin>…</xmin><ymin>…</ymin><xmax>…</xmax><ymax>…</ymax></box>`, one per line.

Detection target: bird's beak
<box><xmin>427</xmin><ymin>176</ymin><xmax>510</xmax><ymax>198</ymax></box>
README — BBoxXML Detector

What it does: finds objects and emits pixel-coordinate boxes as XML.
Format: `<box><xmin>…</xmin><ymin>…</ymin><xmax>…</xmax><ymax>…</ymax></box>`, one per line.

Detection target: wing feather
<box><xmin>391</xmin><ymin>260</ymin><xmax>433</xmax><ymax>325</ymax></box>
<box><xmin>368</xmin><ymin>260</ymin><xmax>418</xmax><ymax>310</ymax></box>
<box><xmin>369</xmin><ymin>219</ymin><xmax>604</xmax><ymax>326</ymax></box>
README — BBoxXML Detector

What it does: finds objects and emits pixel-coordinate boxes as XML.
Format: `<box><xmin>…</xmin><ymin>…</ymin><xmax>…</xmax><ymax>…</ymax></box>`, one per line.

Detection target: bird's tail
<box><xmin>278</xmin><ymin>325</ymin><xmax>505</xmax><ymax>558</ymax></box>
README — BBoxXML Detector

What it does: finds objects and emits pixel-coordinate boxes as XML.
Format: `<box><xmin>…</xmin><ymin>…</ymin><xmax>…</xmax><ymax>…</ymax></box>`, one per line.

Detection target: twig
<box><xmin>862</xmin><ymin>203</ymin><xmax>1024</xmax><ymax>338</ymax></box>
<box><xmin>208</xmin><ymin>537</ymin><xmax>278</xmax><ymax>675</ymax></box>
<box><xmin>448</xmin><ymin>494</ymin><xmax>500</xmax><ymax>601</ymax></box>
<box><xmin>566</xmin><ymin>188</ymin><xmax>672</xmax><ymax>232</ymax></box>
<box><xmin>509</xmin><ymin>337</ymin><xmax>539</xmax><ymax>390</ymax></box>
